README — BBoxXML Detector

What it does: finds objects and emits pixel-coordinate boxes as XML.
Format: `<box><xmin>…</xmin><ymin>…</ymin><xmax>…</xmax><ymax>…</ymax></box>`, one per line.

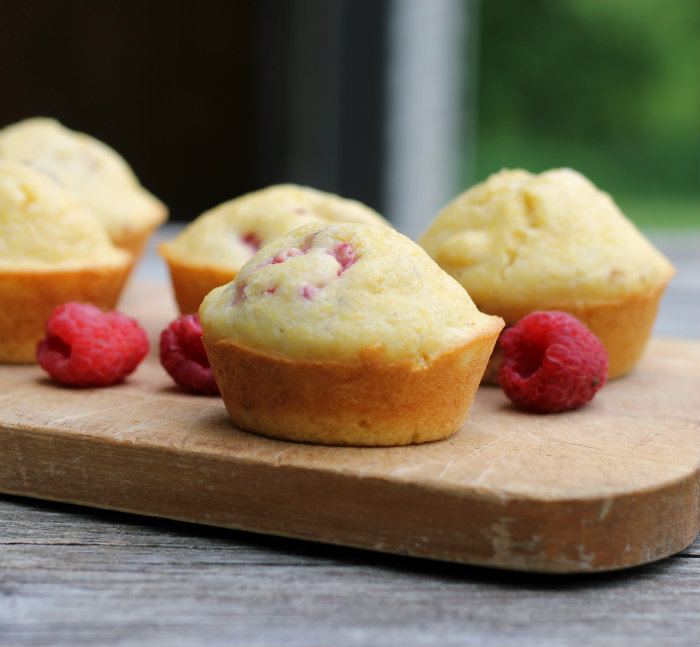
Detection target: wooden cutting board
<box><xmin>0</xmin><ymin>280</ymin><xmax>698</xmax><ymax>573</ymax></box>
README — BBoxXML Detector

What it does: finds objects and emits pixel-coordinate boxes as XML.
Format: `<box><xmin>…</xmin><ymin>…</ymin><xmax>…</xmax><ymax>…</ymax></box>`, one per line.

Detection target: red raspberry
<box><xmin>37</xmin><ymin>302</ymin><xmax>149</xmax><ymax>387</ymax></box>
<box><xmin>332</xmin><ymin>242</ymin><xmax>357</xmax><ymax>274</ymax></box>
<box><xmin>159</xmin><ymin>314</ymin><xmax>219</xmax><ymax>395</ymax></box>
<box><xmin>498</xmin><ymin>311</ymin><xmax>608</xmax><ymax>413</ymax></box>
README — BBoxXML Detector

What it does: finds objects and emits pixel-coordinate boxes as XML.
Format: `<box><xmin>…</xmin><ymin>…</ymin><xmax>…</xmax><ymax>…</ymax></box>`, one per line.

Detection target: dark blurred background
<box><xmin>1</xmin><ymin>0</ymin><xmax>697</xmax><ymax>234</ymax></box>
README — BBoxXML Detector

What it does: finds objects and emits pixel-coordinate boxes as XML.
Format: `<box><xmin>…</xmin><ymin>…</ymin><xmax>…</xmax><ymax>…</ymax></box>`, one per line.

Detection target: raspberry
<box><xmin>159</xmin><ymin>314</ymin><xmax>219</xmax><ymax>395</ymax></box>
<box><xmin>332</xmin><ymin>242</ymin><xmax>357</xmax><ymax>274</ymax></box>
<box><xmin>241</xmin><ymin>231</ymin><xmax>262</xmax><ymax>252</ymax></box>
<box><xmin>37</xmin><ymin>302</ymin><xmax>149</xmax><ymax>387</ymax></box>
<box><xmin>498</xmin><ymin>311</ymin><xmax>608</xmax><ymax>413</ymax></box>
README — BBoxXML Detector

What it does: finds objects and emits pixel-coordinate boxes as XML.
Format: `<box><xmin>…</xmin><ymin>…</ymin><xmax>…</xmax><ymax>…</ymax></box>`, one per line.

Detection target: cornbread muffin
<box><xmin>0</xmin><ymin>117</ymin><xmax>167</xmax><ymax>258</ymax></box>
<box><xmin>199</xmin><ymin>222</ymin><xmax>504</xmax><ymax>446</ymax></box>
<box><xmin>158</xmin><ymin>184</ymin><xmax>389</xmax><ymax>314</ymax></box>
<box><xmin>0</xmin><ymin>160</ymin><xmax>133</xmax><ymax>363</ymax></box>
<box><xmin>418</xmin><ymin>168</ymin><xmax>675</xmax><ymax>380</ymax></box>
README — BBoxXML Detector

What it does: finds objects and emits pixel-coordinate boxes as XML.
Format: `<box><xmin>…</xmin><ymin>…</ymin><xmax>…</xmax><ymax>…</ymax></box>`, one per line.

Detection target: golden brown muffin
<box><xmin>0</xmin><ymin>160</ymin><xmax>133</xmax><ymax>363</ymax></box>
<box><xmin>199</xmin><ymin>222</ymin><xmax>504</xmax><ymax>446</ymax></box>
<box><xmin>0</xmin><ymin>117</ymin><xmax>168</xmax><ymax>259</ymax></box>
<box><xmin>158</xmin><ymin>184</ymin><xmax>389</xmax><ymax>314</ymax></box>
<box><xmin>418</xmin><ymin>168</ymin><xmax>675</xmax><ymax>380</ymax></box>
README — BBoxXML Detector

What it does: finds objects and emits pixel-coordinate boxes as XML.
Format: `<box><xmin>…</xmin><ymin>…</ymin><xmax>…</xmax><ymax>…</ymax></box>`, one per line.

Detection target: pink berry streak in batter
<box><xmin>233</xmin><ymin>238</ymin><xmax>358</xmax><ymax>305</ymax></box>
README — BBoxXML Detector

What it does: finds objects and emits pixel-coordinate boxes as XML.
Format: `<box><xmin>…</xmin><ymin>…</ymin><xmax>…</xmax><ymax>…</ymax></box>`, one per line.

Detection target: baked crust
<box><xmin>419</xmin><ymin>168</ymin><xmax>676</xmax><ymax>382</ymax></box>
<box><xmin>159</xmin><ymin>248</ymin><xmax>236</xmax><ymax>314</ymax></box>
<box><xmin>204</xmin><ymin>316</ymin><xmax>503</xmax><ymax>446</ymax></box>
<box><xmin>0</xmin><ymin>262</ymin><xmax>133</xmax><ymax>363</ymax></box>
<box><xmin>112</xmin><ymin>216</ymin><xmax>166</xmax><ymax>262</ymax></box>
<box><xmin>480</xmin><ymin>277</ymin><xmax>672</xmax><ymax>384</ymax></box>
<box><xmin>566</xmin><ymin>280</ymin><xmax>671</xmax><ymax>380</ymax></box>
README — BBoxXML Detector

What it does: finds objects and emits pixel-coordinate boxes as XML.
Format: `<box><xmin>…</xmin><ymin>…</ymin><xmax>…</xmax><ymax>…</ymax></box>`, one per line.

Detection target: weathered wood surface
<box><xmin>0</xmin><ymin>494</ymin><xmax>698</xmax><ymax>647</ymax></box>
<box><xmin>0</xmin><ymin>229</ymin><xmax>698</xmax><ymax>646</ymax></box>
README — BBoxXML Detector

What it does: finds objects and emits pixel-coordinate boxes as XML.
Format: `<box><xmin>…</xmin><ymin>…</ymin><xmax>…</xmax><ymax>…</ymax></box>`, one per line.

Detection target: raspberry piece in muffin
<box><xmin>333</xmin><ymin>241</ymin><xmax>357</xmax><ymax>273</ymax></box>
<box><xmin>158</xmin><ymin>184</ymin><xmax>389</xmax><ymax>315</ymax></box>
<box><xmin>233</xmin><ymin>235</ymin><xmax>359</xmax><ymax>305</ymax></box>
<box><xmin>199</xmin><ymin>222</ymin><xmax>504</xmax><ymax>446</ymax></box>
<box><xmin>241</xmin><ymin>232</ymin><xmax>262</xmax><ymax>252</ymax></box>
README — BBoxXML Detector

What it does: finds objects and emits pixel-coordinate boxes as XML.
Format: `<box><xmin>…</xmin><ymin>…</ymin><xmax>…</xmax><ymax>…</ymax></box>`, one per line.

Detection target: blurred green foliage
<box><xmin>470</xmin><ymin>0</ymin><xmax>699</xmax><ymax>228</ymax></box>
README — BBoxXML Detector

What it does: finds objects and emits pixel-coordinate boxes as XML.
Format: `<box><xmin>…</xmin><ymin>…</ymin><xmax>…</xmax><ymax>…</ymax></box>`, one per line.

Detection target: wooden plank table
<box><xmin>1</xmin><ymin>229</ymin><xmax>698</xmax><ymax>647</ymax></box>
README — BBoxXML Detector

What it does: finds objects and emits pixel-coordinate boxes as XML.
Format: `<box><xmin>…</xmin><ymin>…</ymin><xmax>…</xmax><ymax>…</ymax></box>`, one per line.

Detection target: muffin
<box><xmin>158</xmin><ymin>184</ymin><xmax>389</xmax><ymax>314</ymax></box>
<box><xmin>0</xmin><ymin>160</ymin><xmax>133</xmax><ymax>363</ymax></box>
<box><xmin>199</xmin><ymin>222</ymin><xmax>504</xmax><ymax>446</ymax></box>
<box><xmin>418</xmin><ymin>168</ymin><xmax>675</xmax><ymax>380</ymax></box>
<box><xmin>0</xmin><ymin>117</ymin><xmax>167</xmax><ymax>259</ymax></box>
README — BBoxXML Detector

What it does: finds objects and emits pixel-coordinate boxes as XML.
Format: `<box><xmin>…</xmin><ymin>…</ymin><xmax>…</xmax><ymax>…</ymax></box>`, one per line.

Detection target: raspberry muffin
<box><xmin>418</xmin><ymin>168</ymin><xmax>675</xmax><ymax>380</ymax></box>
<box><xmin>158</xmin><ymin>184</ymin><xmax>389</xmax><ymax>314</ymax></box>
<box><xmin>199</xmin><ymin>222</ymin><xmax>504</xmax><ymax>446</ymax></box>
<box><xmin>0</xmin><ymin>160</ymin><xmax>133</xmax><ymax>363</ymax></box>
<box><xmin>0</xmin><ymin>117</ymin><xmax>167</xmax><ymax>259</ymax></box>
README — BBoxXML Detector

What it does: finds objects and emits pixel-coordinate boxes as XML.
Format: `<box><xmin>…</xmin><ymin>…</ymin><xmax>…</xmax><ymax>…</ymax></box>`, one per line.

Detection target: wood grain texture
<box><xmin>0</xmin><ymin>281</ymin><xmax>698</xmax><ymax>574</ymax></box>
<box><xmin>1</xmin><ymin>494</ymin><xmax>698</xmax><ymax>647</ymax></box>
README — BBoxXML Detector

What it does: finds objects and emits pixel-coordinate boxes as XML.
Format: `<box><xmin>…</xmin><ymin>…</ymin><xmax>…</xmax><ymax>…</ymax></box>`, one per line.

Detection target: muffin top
<box><xmin>199</xmin><ymin>222</ymin><xmax>502</xmax><ymax>365</ymax></box>
<box><xmin>0</xmin><ymin>160</ymin><xmax>130</xmax><ymax>269</ymax></box>
<box><xmin>418</xmin><ymin>168</ymin><xmax>675</xmax><ymax>313</ymax></box>
<box><xmin>159</xmin><ymin>184</ymin><xmax>389</xmax><ymax>271</ymax></box>
<box><xmin>0</xmin><ymin>117</ymin><xmax>167</xmax><ymax>241</ymax></box>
